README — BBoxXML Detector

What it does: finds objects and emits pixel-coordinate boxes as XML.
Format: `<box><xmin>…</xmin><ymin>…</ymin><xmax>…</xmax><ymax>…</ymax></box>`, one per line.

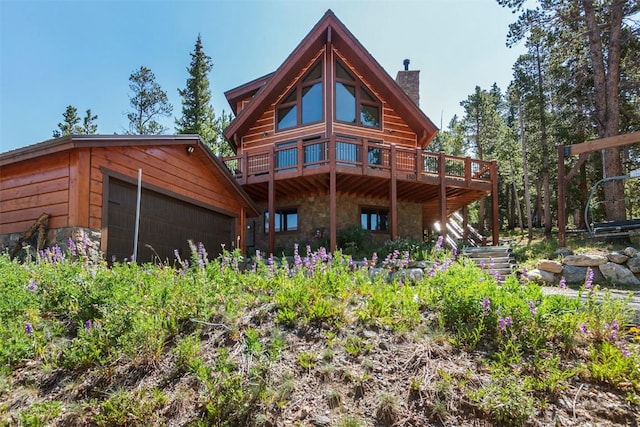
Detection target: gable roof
<box><xmin>0</xmin><ymin>135</ymin><xmax>260</xmax><ymax>217</ymax></box>
<box><xmin>223</xmin><ymin>9</ymin><xmax>439</xmax><ymax>151</ymax></box>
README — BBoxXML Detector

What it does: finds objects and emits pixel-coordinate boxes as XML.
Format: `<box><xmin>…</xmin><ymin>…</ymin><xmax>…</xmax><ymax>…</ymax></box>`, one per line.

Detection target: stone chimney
<box><xmin>395</xmin><ymin>59</ymin><xmax>420</xmax><ymax>107</ymax></box>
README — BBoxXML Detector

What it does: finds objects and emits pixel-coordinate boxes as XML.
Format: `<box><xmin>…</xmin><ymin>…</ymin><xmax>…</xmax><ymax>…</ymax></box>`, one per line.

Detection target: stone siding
<box><xmin>1</xmin><ymin>227</ymin><xmax>102</xmax><ymax>263</ymax></box>
<box><xmin>249</xmin><ymin>194</ymin><xmax>423</xmax><ymax>254</ymax></box>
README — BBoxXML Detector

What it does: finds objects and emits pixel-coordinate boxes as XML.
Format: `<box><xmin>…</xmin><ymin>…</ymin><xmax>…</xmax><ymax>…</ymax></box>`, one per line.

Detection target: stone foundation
<box><xmin>1</xmin><ymin>227</ymin><xmax>103</xmax><ymax>263</ymax></box>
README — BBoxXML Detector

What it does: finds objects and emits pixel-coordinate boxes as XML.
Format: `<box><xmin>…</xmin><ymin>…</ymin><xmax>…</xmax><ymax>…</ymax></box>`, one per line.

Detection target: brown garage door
<box><xmin>106</xmin><ymin>178</ymin><xmax>234</xmax><ymax>263</ymax></box>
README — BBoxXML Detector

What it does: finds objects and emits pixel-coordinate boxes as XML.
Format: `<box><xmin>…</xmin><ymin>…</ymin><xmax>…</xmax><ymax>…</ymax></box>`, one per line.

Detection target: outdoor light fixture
<box><xmin>185</xmin><ymin>146</ymin><xmax>195</xmax><ymax>154</ymax></box>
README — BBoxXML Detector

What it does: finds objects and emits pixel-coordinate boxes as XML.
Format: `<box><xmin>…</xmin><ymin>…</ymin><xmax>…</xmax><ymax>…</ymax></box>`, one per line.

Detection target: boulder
<box><xmin>627</xmin><ymin>256</ymin><xmax>640</xmax><ymax>273</ymax></box>
<box><xmin>607</xmin><ymin>252</ymin><xmax>629</xmax><ymax>264</ymax></box>
<box><xmin>527</xmin><ymin>268</ymin><xmax>557</xmax><ymax>284</ymax></box>
<box><xmin>562</xmin><ymin>254</ymin><xmax>608</xmax><ymax>267</ymax></box>
<box><xmin>391</xmin><ymin>268</ymin><xmax>425</xmax><ymax>283</ymax></box>
<box><xmin>598</xmin><ymin>262</ymin><xmax>640</xmax><ymax>286</ymax></box>
<box><xmin>624</xmin><ymin>247</ymin><xmax>638</xmax><ymax>258</ymax></box>
<box><xmin>536</xmin><ymin>259</ymin><xmax>563</xmax><ymax>274</ymax></box>
<box><xmin>553</xmin><ymin>247</ymin><xmax>574</xmax><ymax>258</ymax></box>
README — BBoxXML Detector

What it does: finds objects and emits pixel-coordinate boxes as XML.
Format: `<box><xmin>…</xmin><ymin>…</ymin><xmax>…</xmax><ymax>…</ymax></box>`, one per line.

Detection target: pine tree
<box><xmin>81</xmin><ymin>109</ymin><xmax>98</xmax><ymax>134</ymax></box>
<box><xmin>53</xmin><ymin>105</ymin><xmax>82</xmax><ymax>137</ymax></box>
<box><xmin>127</xmin><ymin>66</ymin><xmax>173</xmax><ymax>135</ymax></box>
<box><xmin>176</xmin><ymin>35</ymin><xmax>217</xmax><ymax>148</ymax></box>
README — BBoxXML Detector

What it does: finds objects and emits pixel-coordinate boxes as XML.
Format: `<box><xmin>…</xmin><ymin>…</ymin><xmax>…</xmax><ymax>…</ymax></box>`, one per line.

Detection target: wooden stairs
<box><xmin>461</xmin><ymin>246</ymin><xmax>517</xmax><ymax>281</ymax></box>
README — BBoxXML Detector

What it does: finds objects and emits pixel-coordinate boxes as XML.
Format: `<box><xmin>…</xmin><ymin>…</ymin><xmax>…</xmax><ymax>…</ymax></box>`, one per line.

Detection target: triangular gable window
<box><xmin>276</xmin><ymin>61</ymin><xmax>323</xmax><ymax>131</ymax></box>
<box><xmin>335</xmin><ymin>59</ymin><xmax>381</xmax><ymax>128</ymax></box>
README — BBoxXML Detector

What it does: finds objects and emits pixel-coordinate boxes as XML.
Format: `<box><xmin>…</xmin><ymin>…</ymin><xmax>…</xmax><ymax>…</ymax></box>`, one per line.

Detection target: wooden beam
<box><xmin>564</xmin><ymin>152</ymin><xmax>590</xmax><ymax>183</ymax></box>
<box><xmin>268</xmin><ymin>145</ymin><xmax>275</xmax><ymax>255</ymax></box>
<box><xmin>390</xmin><ymin>144</ymin><xmax>398</xmax><ymax>241</ymax></box>
<box><xmin>68</xmin><ymin>148</ymin><xmax>91</xmax><ymax>227</ymax></box>
<box><xmin>557</xmin><ymin>145</ymin><xmax>567</xmax><ymax>247</ymax></box>
<box><xmin>491</xmin><ymin>161</ymin><xmax>499</xmax><ymax>246</ymax></box>
<box><xmin>329</xmin><ymin>136</ymin><xmax>337</xmax><ymax>252</ymax></box>
<box><xmin>567</xmin><ymin>131</ymin><xmax>640</xmax><ymax>155</ymax></box>
<box><xmin>438</xmin><ymin>154</ymin><xmax>447</xmax><ymax>241</ymax></box>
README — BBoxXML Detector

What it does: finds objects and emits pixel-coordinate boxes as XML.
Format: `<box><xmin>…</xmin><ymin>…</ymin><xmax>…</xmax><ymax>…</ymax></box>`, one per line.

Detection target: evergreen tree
<box><xmin>212</xmin><ymin>109</ymin><xmax>235</xmax><ymax>157</ymax></box>
<box><xmin>176</xmin><ymin>35</ymin><xmax>217</xmax><ymax>147</ymax></box>
<box><xmin>53</xmin><ymin>105</ymin><xmax>82</xmax><ymax>137</ymax></box>
<box><xmin>127</xmin><ymin>66</ymin><xmax>173</xmax><ymax>135</ymax></box>
<box><xmin>81</xmin><ymin>109</ymin><xmax>98</xmax><ymax>134</ymax></box>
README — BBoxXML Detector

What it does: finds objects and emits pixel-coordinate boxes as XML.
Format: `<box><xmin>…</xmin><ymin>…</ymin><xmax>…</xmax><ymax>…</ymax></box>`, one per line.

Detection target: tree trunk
<box><xmin>534</xmin><ymin>40</ymin><xmax>552</xmax><ymax>237</ymax></box>
<box><xmin>582</xmin><ymin>0</ymin><xmax>625</xmax><ymax>222</ymax></box>
<box><xmin>519</xmin><ymin>100</ymin><xmax>534</xmax><ymax>240</ymax></box>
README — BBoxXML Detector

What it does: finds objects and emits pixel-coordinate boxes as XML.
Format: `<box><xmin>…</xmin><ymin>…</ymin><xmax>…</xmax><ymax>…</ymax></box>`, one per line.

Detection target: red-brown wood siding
<box><xmin>0</xmin><ymin>151</ymin><xmax>71</xmax><ymax>233</ymax></box>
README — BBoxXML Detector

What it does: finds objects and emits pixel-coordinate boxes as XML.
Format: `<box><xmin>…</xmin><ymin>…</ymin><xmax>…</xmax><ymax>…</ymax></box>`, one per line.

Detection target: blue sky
<box><xmin>0</xmin><ymin>0</ymin><xmax>525</xmax><ymax>152</ymax></box>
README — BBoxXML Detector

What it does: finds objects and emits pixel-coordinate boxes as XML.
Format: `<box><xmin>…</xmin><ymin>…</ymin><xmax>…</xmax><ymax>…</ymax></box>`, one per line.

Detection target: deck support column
<box><xmin>438</xmin><ymin>153</ymin><xmax>447</xmax><ymax>241</ymax></box>
<box><xmin>268</xmin><ymin>145</ymin><xmax>275</xmax><ymax>255</ymax></box>
<box><xmin>462</xmin><ymin>205</ymin><xmax>469</xmax><ymax>244</ymax></box>
<box><xmin>491</xmin><ymin>161</ymin><xmax>499</xmax><ymax>246</ymax></box>
<box><xmin>329</xmin><ymin>136</ymin><xmax>337</xmax><ymax>252</ymax></box>
<box><xmin>390</xmin><ymin>144</ymin><xmax>398</xmax><ymax>241</ymax></box>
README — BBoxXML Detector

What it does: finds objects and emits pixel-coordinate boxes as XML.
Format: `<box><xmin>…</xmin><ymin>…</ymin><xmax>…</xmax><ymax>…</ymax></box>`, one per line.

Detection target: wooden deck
<box><xmin>222</xmin><ymin>135</ymin><xmax>495</xmax><ymax>222</ymax></box>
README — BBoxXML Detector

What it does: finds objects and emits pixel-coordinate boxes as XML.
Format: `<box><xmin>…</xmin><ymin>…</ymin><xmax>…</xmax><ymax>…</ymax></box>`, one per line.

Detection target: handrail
<box><xmin>222</xmin><ymin>135</ymin><xmax>494</xmax><ymax>185</ymax></box>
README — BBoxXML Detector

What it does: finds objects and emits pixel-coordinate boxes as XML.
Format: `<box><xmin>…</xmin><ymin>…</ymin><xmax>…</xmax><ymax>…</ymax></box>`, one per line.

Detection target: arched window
<box><xmin>335</xmin><ymin>60</ymin><xmax>381</xmax><ymax>128</ymax></box>
<box><xmin>276</xmin><ymin>61</ymin><xmax>323</xmax><ymax>130</ymax></box>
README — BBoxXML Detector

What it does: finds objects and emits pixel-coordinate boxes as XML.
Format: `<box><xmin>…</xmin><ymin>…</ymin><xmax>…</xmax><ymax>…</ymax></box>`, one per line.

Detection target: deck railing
<box><xmin>222</xmin><ymin>135</ymin><xmax>494</xmax><ymax>186</ymax></box>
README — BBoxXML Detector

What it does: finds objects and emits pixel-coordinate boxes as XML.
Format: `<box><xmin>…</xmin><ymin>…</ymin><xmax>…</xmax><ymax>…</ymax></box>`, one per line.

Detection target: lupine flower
<box><xmin>27</xmin><ymin>278</ymin><xmax>37</xmax><ymax>293</ymax></box>
<box><xmin>498</xmin><ymin>317</ymin><xmax>507</xmax><ymax>331</ymax></box>
<box><xmin>481</xmin><ymin>297</ymin><xmax>491</xmax><ymax>316</ymax></box>
<box><xmin>585</xmin><ymin>267</ymin><xmax>594</xmax><ymax>289</ymax></box>
<box><xmin>452</xmin><ymin>247</ymin><xmax>457</xmax><ymax>259</ymax></box>
<box><xmin>521</xmin><ymin>267</ymin><xmax>527</xmax><ymax>277</ymax></box>
<box><xmin>82</xmin><ymin>232</ymin><xmax>89</xmax><ymax>249</ymax></box>
<box><xmin>85</xmin><ymin>320</ymin><xmax>93</xmax><ymax>334</ymax></box>
<box><xmin>492</xmin><ymin>271</ymin><xmax>502</xmax><ymax>282</ymax></box>
<box><xmin>559</xmin><ymin>277</ymin><xmax>567</xmax><ymax>289</ymax></box>
<box><xmin>402</xmin><ymin>251</ymin><xmax>410</xmax><ymax>268</ymax></box>
<box><xmin>68</xmin><ymin>238</ymin><xmax>77</xmax><ymax>257</ymax></box>
<box><xmin>528</xmin><ymin>300</ymin><xmax>538</xmax><ymax>315</ymax></box>
<box><xmin>435</xmin><ymin>235</ymin><xmax>444</xmax><ymax>251</ymax></box>
<box><xmin>25</xmin><ymin>322</ymin><xmax>34</xmax><ymax>335</ymax></box>
<box><xmin>580</xmin><ymin>323</ymin><xmax>588</xmax><ymax>334</ymax></box>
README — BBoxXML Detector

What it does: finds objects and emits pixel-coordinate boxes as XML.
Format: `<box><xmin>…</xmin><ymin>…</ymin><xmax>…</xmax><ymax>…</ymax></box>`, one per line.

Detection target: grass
<box><xmin>0</xmin><ymin>236</ymin><xmax>638</xmax><ymax>425</ymax></box>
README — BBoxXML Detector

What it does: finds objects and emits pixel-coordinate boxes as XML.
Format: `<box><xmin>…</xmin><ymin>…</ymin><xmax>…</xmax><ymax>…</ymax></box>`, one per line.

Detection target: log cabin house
<box><xmin>222</xmin><ymin>10</ymin><xmax>499</xmax><ymax>254</ymax></box>
<box><xmin>0</xmin><ymin>135</ymin><xmax>259</xmax><ymax>262</ymax></box>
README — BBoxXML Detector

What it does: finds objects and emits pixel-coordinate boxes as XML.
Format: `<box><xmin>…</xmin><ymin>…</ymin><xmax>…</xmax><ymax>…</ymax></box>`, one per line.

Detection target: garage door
<box><xmin>106</xmin><ymin>178</ymin><xmax>234</xmax><ymax>263</ymax></box>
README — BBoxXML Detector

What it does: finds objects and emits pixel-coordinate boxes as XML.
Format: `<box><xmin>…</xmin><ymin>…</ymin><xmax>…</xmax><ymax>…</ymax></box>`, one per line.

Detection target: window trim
<box><xmin>334</xmin><ymin>59</ymin><xmax>382</xmax><ymax>129</ymax></box>
<box><xmin>276</xmin><ymin>60</ymin><xmax>324</xmax><ymax>131</ymax></box>
<box><xmin>264</xmin><ymin>207</ymin><xmax>299</xmax><ymax>233</ymax></box>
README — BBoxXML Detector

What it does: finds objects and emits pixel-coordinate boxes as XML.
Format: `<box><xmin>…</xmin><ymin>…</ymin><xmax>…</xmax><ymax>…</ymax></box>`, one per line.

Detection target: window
<box><xmin>265</xmin><ymin>208</ymin><xmax>298</xmax><ymax>233</ymax></box>
<box><xmin>277</xmin><ymin>61</ymin><xmax>323</xmax><ymax>130</ymax></box>
<box><xmin>276</xmin><ymin>141</ymin><xmax>297</xmax><ymax>172</ymax></box>
<box><xmin>361</xmin><ymin>208</ymin><xmax>389</xmax><ymax>231</ymax></box>
<box><xmin>335</xmin><ymin>60</ymin><xmax>381</xmax><ymax>128</ymax></box>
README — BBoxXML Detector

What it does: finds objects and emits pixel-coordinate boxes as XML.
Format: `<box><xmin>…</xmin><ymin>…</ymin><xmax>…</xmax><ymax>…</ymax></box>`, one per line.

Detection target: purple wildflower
<box><xmin>528</xmin><ymin>300</ymin><xmax>538</xmax><ymax>315</ymax></box>
<box><xmin>25</xmin><ymin>322</ymin><xmax>34</xmax><ymax>335</ymax></box>
<box><xmin>481</xmin><ymin>297</ymin><xmax>491</xmax><ymax>316</ymax></box>
<box><xmin>452</xmin><ymin>246</ymin><xmax>457</xmax><ymax>259</ymax></box>
<box><xmin>435</xmin><ymin>235</ymin><xmax>444</xmax><ymax>251</ymax></box>
<box><xmin>521</xmin><ymin>267</ymin><xmax>527</xmax><ymax>277</ymax></box>
<box><xmin>585</xmin><ymin>268</ymin><xmax>594</xmax><ymax>289</ymax></box>
<box><xmin>580</xmin><ymin>323</ymin><xmax>588</xmax><ymax>334</ymax></box>
<box><xmin>68</xmin><ymin>238</ymin><xmax>77</xmax><ymax>257</ymax></box>
<box><xmin>498</xmin><ymin>317</ymin><xmax>507</xmax><ymax>331</ymax></box>
<box><xmin>559</xmin><ymin>277</ymin><xmax>566</xmax><ymax>289</ymax></box>
<box><xmin>85</xmin><ymin>320</ymin><xmax>93</xmax><ymax>334</ymax></box>
<box><xmin>27</xmin><ymin>278</ymin><xmax>37</xmax><ymax>293</ymax></box>
<box><xmin>82</xmin><ymin>232</ymin><xmax>89</xmax><ymax>250</ymax></box>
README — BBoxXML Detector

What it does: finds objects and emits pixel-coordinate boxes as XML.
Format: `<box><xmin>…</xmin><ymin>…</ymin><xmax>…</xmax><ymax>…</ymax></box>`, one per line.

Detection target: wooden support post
<box><xmin>462</xmin><ymin>205</ymin><xmax>469</xmax><ymax>244</ymax></box>
<box><xmin>438</xmin><ymin>153</ymin><xmax>447</xmax><ymax>240</ymax></box>
<box><xmin>390</xmin><ymin>144</ymin><xmax>398</xmax><ymax>241</ymax></box>
<box><xmin>68</xmin><ymin>148</ymin><xmax>91</xmax><ymax>227</ymax></box>
<box><xmin>558</xmin><ymin>145</ymin><xmax>566</xmax><ymax>247</ymax></box>
<box><xmin>329</xmin><ymin>136</ymin><xmax>337</xmax><ymax>252</ymax></box>
<box><xmin>491</xmin><ymin>161</ymin><xmax>499</xmax><ymax>246</ymax></box>
<box><xmin>238</xmin><ymin>207</ymin><xmax>246</xmax><ymax>254</ymax></box>
<box><xmin>268</xmin><ymin>145</ymin><xmax>275</xmax><ymax>255</ymax></box>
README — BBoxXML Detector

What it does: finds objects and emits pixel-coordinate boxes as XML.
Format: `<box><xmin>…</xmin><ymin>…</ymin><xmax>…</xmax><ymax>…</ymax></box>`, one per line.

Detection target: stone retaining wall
<box><xmin>527</xmin><ymin>247</ymin><xmax>640</xmax><ymax>287</ymax></box>
<box><xmin>0</xmin><ymin>227</ymin><xmax>103</xmax><ymax>263</ymax></box>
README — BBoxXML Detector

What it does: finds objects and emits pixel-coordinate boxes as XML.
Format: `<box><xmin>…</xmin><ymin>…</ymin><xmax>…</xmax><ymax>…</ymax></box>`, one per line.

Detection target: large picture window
<box><xmin>361</xmin><ymin>207</ymin><xmax>388</xmax><ymax>232</ymax></box>
<box><xmin>277</xmin><ymin>61</ymin><xmax>323</xmax><ymax>130</ymax></box>
<box><xmin>335</xmin><ymin>60</ymin><xmax>381</xmax><ymax>128</ymax></box>
<box><xmin>265</xmin><ymin>208</ymin><xmax>298</xmax><ymax>233</ymax></box>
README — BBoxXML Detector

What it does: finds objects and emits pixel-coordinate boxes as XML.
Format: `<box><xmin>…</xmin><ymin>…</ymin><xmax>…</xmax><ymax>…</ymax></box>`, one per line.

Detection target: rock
<box><xmin>312</xmin><ymin>415</ymin><xmax>331</xmax><ymax>426</ymax></box>
<box><xmin>391</xmin><ymin>268</ymin><xmax>424</xmax><ymax>283</ymax></box>
<box><xmin>628</xmin><ymin>256</ymin><xmax>640</xmax><ymax>273</ymax></box>
<box><xmin>562</xmin><ymin>265</ymin><xmax>588</xmax><ymax>284</ymax></box>
<box><xmin>598</xmin><ymin>262</ymin><xmax>640</xmax><ymax>286</ymax></box>
<box><xmin>368</xmin><ymin>268</ymin><xmax>388</xmax><ymax>282</ymax></box>
<box><xmin>562</xmin><ymin>254</ymin><xmax>608</xmax><ymax>267</ymax></box>
<box><xmin>623</xmin><ymin>247</ymin><xmax>638</xmax><ymax>258</ymax></box>
<box><xmin>553</xmin><ymin>247</ymin><xmax>574</xmax><ymax>258</ymax></box>
<box><xmin>527</xmin><ymin>268</ymin><xmax>557</xmax><ymax>284</ymax></box>
<box><xmin>536</xmin><ymin>259</ymin><xmax>563</xmax><ymax>274</ymax></box>
<box><xmin>607</xmin><ymin>252</ymin><xmax>629</xmax><ymax>264</ymax></box>
<box><xmin>408</xmin><ymin>260</ymin><xmax>433</xmax><ymax>269</ymax></box>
